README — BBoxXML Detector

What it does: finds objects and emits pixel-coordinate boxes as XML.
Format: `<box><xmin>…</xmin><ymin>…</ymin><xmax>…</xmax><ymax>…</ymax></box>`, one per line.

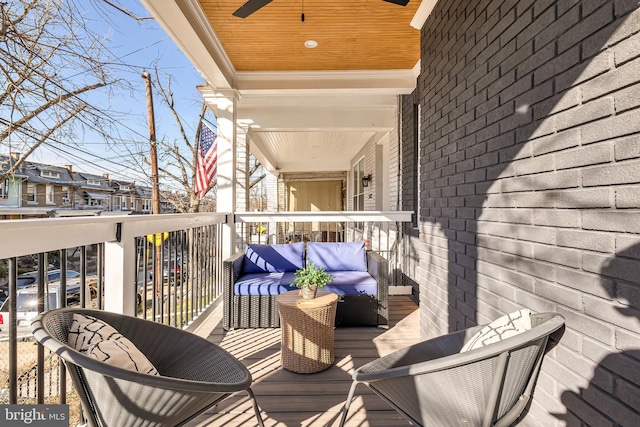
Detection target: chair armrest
<box><xmin>365</xmin><ymin>250</ymin><xmax>386</xmax><ymax>281</ymax></box>
<box><xmin>223</xmin><ymin>251</ymin><xmax>245</xmax><ymax>293</ymax></box>
<box><xmin>222</xmin><ymin>251</ymin><xmax>245</xmax><ymax>330</ymax></box>
<box><xmin>366</xmin><ymin>250</ymin><xmax>389</xmax><ymax>326</ymax></box>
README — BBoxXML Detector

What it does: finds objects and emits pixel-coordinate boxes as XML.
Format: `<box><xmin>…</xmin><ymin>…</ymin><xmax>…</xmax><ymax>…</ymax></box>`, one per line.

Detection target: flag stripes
<box><xmin>194</xmin><ymin>120</ymin><xmax>217</xmax><ymax>199</ymax></box>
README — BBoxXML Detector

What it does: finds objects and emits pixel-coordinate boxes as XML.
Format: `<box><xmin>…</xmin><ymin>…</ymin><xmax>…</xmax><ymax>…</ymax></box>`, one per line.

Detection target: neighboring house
<box><xmin>135</xmin><ymin>185</ymin><xmax>153</xmax><ymax>214</ymax></box>
<box><xmin>0</xmin><ymin>154</ymin><xmax>27</xmax><ymax>208</ymax></box>
<box><xmin>73</xmin><ymin>172</ymin><xmax>113</xmax><ymax>211</ymax></box>
<box><xmin>109</xmin><ymin>179</ymin><xmax>136</xmax><ymax>213</ymax></box>
<box><xmin>0</xmin><ymin>154</ymin><xmax>33</xmax><ymax>219</ymax></box>
<box><xmin>0</xmin><ymin>156</ymin><xmax>161</xmax><ymax>218</ymax></box>
<box><xmin>20</xmin><ymin>161</ymin><xmax>77</xmax><ymax>210</ymax></box>
<box><xmin>109</xmin><ymin>180</ymin><xmax>153</xmax><ymax>214</ymax></box>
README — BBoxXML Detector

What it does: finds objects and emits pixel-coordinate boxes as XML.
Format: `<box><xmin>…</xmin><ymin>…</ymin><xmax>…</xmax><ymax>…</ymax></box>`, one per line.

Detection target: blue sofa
<box><xmin>223</xmin><ymin>241</ymin><xmax>389</xmax><ymax>329</ymax></box>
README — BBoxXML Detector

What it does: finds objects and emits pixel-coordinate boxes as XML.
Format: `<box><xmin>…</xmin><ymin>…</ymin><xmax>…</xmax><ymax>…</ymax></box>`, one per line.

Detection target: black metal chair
<box><xmin>339</xmin><ymin>311</ymin><xmax>565</xmax><ymax>427</ymax></box>
<box><xmin>32</xmin><ymin>308</ymin><xmax>264</xmax><ymax>427</ymax></box>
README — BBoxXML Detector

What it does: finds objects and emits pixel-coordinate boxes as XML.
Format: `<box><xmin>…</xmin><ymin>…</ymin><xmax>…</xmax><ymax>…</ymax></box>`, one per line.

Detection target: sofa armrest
<box><xmin>366</xmin><ymin>250</ymin><xmax>389</xmax><ymax>326</ymax></box>
<box><xmin>223</xmin><ymin>251</ymin><xmax>245</xmax><ymax>330</ymax></box>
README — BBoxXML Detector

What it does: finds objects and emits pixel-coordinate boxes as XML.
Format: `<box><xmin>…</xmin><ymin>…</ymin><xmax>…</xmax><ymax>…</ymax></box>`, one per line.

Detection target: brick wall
<box><xmin>388</xmin><ymin>124</ymin><xmax>401</xmax><ymax>211</ymax></box>
<box><xmin>408</xmin><ymin>0</ymin><xmax>640</xmax><ymax>425</ymax></box>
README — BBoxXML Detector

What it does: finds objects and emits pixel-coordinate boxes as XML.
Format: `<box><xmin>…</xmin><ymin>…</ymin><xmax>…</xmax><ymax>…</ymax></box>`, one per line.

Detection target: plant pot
<box><xmin>301</xmin><ymin>285</ymin><xmax>317</xmax><ymax>299</ymax></box>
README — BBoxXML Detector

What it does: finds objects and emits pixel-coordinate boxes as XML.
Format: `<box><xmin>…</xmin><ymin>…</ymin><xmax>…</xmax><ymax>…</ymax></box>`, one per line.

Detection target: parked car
<box><xmin>0</xmin><ymin>269</ymin><xmax>97</xmax><ymax>301</ymax></box>
<box><xmin>163</xmin><ymin>257</ymin><xmax>187</xmax><ymax>285</ymax></box>
<box><xmin>0</xmin><ymin>269</ymin><xmax>80</xmax><ymax>297</ymax></box>
<box><xmin>0</xmin><ymin>282</ymin><xmax>82</xmax><ymax>334</ymax></box>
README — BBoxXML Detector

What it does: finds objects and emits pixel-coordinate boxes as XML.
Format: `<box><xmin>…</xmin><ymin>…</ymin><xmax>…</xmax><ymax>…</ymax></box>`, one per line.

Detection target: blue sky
<box><xmin>25</xmin><ymin>1</ymin><xmax>206</xmax><ymax>185</ymax></box>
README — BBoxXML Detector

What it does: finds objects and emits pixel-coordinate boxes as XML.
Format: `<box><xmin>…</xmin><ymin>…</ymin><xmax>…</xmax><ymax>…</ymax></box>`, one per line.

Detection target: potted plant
<box><xmin>292</xmin><ymin>263</ymin><xmax>334</xmax><ymax>299</ymax></box>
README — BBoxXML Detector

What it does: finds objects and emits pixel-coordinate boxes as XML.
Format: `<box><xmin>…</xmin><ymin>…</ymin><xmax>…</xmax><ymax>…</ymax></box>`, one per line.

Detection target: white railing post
<box><xmin>104</xmin><ymin>222</ymin><xmax>137</xmax><ymax>316</ymax></box>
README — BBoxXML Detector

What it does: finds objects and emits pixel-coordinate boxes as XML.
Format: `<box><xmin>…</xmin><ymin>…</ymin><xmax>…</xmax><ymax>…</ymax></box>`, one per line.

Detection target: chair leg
<box><xmin>246</xmin><ymin>388</ymin><xmax>265</xmax><ymax>427</ymax></box>
<box><xmin>338</xmin><ymin>381</ymin><xmax>359</xmax><ymax>427</ymax></box>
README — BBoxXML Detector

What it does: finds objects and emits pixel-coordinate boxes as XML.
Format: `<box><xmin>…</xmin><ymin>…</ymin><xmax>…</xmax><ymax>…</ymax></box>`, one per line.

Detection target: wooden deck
<box><xmin>186</xmin><ymin>296</ymin><xmax>420</xmax><ymax>427</ymax></box>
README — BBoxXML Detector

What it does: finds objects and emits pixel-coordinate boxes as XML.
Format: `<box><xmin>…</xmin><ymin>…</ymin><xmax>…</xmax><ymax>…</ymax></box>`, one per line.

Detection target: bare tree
<box><xmin>0</xmin><ymin>0</ymin><xmax>128</xmax><ymax>180</ymax></box>
<box><xmin>120</xmin><ymin>70</ymin><xmax>211</xmax><ymax>213</ymax></box>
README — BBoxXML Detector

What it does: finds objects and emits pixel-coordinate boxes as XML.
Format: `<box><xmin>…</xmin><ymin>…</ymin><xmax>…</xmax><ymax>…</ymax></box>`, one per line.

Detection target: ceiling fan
<box><xmin>233</xmin><ymin>0</ymin><xmax>411</xmax><ymax>19</ymax></box>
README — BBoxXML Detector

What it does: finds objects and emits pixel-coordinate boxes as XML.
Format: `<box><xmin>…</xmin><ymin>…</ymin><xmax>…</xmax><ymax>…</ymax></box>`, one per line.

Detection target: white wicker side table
<box><xmin>276</xmin><ymin>290</ymin><xmax>338</xmax><ymax>374</ymax></box>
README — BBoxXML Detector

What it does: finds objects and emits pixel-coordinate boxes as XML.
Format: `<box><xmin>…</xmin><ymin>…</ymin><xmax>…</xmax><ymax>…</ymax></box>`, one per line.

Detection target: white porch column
<box><xmin>265</xmin><ymin>171</ymin><xmax>278</xmax><ymax>212</ymax></box>
<box><xmin>236</xmin><ymin>125</ymin><xmax>249</xmax><ymax>212</ymax></box>
<box><xmin>201</xmin><ymin>88</ymin><xmax>249</xmax><ymax>259</ymax></box>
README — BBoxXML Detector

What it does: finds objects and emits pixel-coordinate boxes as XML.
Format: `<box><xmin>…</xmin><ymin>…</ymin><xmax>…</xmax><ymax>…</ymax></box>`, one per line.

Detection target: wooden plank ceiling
<box><xmin>198</xmin><ymin>0</ymin><xmax>422</xmax><ymax>72</ymax></box>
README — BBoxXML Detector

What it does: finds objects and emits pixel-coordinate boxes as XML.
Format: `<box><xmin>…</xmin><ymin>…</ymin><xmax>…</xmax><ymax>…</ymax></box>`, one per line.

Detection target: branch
<box><xmin>0</xmin><ymin>105</ymin><xmax>86</xmax><ymax>181</ymax></box>
<box><xmin>0</xmin><ymin>82</ymin><xmax>107</xmax><ymax>142</ymax></box>
<box><xmin>99</xmin><ymin>0</ymin><xmax>154</xmax><ymax>21</ymax></box>
<box><xmin>250</xmin><ymin>174</ymin><xmax>267</xmax><ymax>189</ymax></box>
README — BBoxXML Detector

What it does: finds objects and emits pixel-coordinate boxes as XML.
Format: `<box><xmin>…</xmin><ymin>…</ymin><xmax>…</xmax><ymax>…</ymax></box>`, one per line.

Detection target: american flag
<box><xmin>194</xmin><ymin>120</ymin><xmax>217</xmax><ymax>199</ymax></box>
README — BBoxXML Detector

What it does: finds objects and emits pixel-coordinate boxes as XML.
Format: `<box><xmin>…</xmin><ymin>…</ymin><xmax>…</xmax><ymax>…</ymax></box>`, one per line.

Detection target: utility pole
<box><xmin>142</xmin><ymin>71</ymin><xmax>163</xmax><ymax>312</ymax></box>
<box><xmin>141</xmin><ymin>71</ymin><xmax>160</xmax><ymax>215</ymax></box>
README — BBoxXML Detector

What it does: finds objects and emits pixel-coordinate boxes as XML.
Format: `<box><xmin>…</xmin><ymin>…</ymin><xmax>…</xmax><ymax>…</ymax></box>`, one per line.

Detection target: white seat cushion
<box><xmin>68</xmin><ymin>313</ymin><xmax>158</xmax><ymax>375</ymax></box>
<box><xmin>460</xmin><ymin>309</ymin><xmax>532</xmax><ymax>353</ymax></box>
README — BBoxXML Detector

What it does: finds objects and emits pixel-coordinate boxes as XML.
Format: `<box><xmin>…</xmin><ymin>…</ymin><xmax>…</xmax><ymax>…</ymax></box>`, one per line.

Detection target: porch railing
<box><xmin>0</xmin><ymin>210</ymin><xmax>411</xmax><ymax>407</ymax></box>
<box><xmin>233</xmin><ymin>211</ymin><xmax>413</xmax><ymax>286</ymax></box>
<box><xmin>0</xmin><ymin>212</ymin><xmax>228</xmax><ymax>405</ymax></box>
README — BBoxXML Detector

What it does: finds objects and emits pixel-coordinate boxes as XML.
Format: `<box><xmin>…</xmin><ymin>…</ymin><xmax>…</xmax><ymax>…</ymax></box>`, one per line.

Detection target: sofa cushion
<box><xmin>234</xmin><ymin>272</ymin><xmax>298</xmax><ymax>295</ymax></box>
<box><xmin>323</xmin><ymin>271</ymin><xmax>378</xmax><ymax>295</ymax></box>
<box><xmin>307</xmin><ymin>242</ymin><xmax>367</xmax><ymax>272</ymax></box>
<box><xmin>243</xmin><ymin>242</ymin><xmax>305</xmax><ymax>274</ymax></box>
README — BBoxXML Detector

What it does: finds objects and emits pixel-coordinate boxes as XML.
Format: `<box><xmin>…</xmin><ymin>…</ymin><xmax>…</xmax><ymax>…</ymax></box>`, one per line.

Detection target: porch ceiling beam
<box><xmin>248</xmin><ymin>132</ymin><xmax>278</xmax><ymax>173</ymax></box>
<box><xmin>234</xmin><ymin>69</ymin><xmax>417</xmax><ymax>95</ymax></box>
<box><xmin>239</xmin><ymin>106</ymin><xmax>396</xmax><ymax>132</ymax></box>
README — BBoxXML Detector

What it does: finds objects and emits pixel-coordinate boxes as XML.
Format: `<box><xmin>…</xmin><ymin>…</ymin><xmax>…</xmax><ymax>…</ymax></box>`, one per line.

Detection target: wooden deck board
<box><xmin>186</xmin><ymin>296</ymin><xmax>419</xmax><ymax>427</ymax></box>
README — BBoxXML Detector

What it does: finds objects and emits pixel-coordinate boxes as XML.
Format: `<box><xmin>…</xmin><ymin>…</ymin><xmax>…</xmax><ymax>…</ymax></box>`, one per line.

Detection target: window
<box><xmin>119</xmin><ymin>184</ymin><xmax>131</xmax><ymax>191</ymax></box>
<box><xmin>46</xmin><ymin>185</ymin><xmax>55</xmax><ymax>204</ymax></box>
<box><xmin>61</xmin><ymin>187</ymin><xmax>70</xmax><ymax>204</ymax></box>
<box><xmin>113</xmin><ymin>195</ymin><xmax>121</xmax><ymax>210</ymax></box>
<box><xmin>122</xmin><ymin>197</ymin><xmax>128</xmax><ymax>209</ymax></box>
<box><xmin>27</xmin><ymin>184</ymin><xmax>36</xmax><ymax>203</ymax></box>
<box><xmin>87</xmin><ymin>178</ymin><xmax>101</xmax><ymax>185</ymax></box>
<box><xmin>41</xmin><ymin>170</ymin><xmax>60</xmax><ymax>179</ymax></box>
<box><xmin>352</xmin><ymin>158</ymin><xmax>365</xmax><ymax>211</ymax></box>
<box><xmin>0</xmin><ymin>179</ymin><xmax>8</xmax><ymax>199</ymax></box>
<box><xmin>131</xmin><ymin>198</ymin><xmax>138</xmax><ymax>211</ymax></box>
<box><xmin>142</xmin><ymin>199</ymin><xmax>152</xmax><ymax>211</ymax></box>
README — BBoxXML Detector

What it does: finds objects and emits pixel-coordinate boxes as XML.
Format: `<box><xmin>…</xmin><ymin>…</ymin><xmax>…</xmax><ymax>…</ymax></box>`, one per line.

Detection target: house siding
<box><xmin>408</xmin><ymin>0</ymin><xmax>640</xmax><ymax>426</ymax></box>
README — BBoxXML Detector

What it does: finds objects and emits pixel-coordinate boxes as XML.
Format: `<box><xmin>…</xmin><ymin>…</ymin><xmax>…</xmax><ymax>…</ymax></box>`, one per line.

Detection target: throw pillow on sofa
<box><xmin>243</xmin><ymin>242</ymin><xmax>305</xmax><ymax>273</ymax></box>
<box><xmin>69</xmin><ymin>313</ymin><xmax>159</xmax><ymax>375</ymax></box>
<box><xmin>460</xmin><ymin>309</ymin><xmax>532</xmax><ymax>352</ymax></box>
<box><xmin>307</xmin><ymin>241</ymin><xmax>367</xmax><ymax>272</ymax></box>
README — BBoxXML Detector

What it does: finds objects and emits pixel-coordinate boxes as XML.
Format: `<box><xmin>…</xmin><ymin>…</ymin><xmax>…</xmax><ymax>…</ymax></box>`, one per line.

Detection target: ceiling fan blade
<box><xmin>382</xmin><ymin>0</ymin><xmax>410</xmax><ymax>5</ymax></box>
<box><xmin>233</xmin><ymin>0</ymin><xmax>274</xmax><ymax>18</ymax></box>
